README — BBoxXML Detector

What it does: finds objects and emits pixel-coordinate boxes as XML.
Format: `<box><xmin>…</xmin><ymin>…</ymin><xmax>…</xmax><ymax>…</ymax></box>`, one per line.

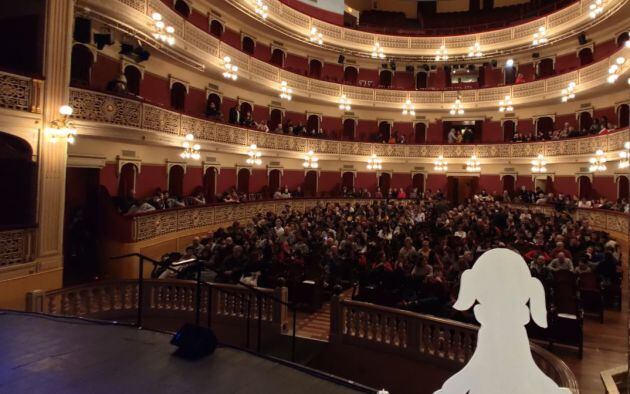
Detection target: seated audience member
<box><xmin>126</xmin><ymin>199</ymin><xmax>157</xmax><ymax>215</ymax></box>
<box><xmin>228</xmin><ymin>104</ymin><xmax>240</xmax><ymax>124</ymax></box>
<box><xmin>462</xmin><ymin>127</ymin><xmax>474</xmax><ymax>143</ymax></box>
<box><xmin>548</xmin><ymin>252</ymin><xmax>574</xmax><ymax>272</ymax></box>
<box><xmin>398</xmin><ymin>134</ymin><xmax>406</xmax><ymax>144</ymax></box>
<box><xmin>374</xmin><ymin>187</ymin><xmax>383</xmax><ymax>198</ymax></box>
<box><xmin>273</xmin><ymin>188</ymin><xmax>283</xmax><ymax>199</ymax></box>
<box><xmin>514</xmin><ymin>73</ymin><xmax>526</xmax><ymax>84</ymax></box>
<box><xmin>189</xmin><ymin>190</ymin><xmax>206</xmax><ymax>206</ymax></box>
<box><xmin>118</xmin><ymin>189</ymin><xmax>139</xmax><ymax>214</ymax></box>
<box><xmin>293</xmin><ymin>186</ymin><xmax>304</xmax><ymax>198</ymax></box>
<box><xmin>206</xmin><ymin>101</ymin><xmax>221</xmax><ymax>118</ymax></box>
<box><xmin>574</xmin><ymin>258</ymin><xmax>592</xmax><ymax>274</ymax></box>
<box><xmin>241</xmin><ymin>112</ymin><xmax>256</xmax><ymax>127</ymax></box>
<box><xmin>447</xmin><ymin>128</ymin><xmax>459</xmax><ymax>144</ymax></box>
<box><xmin>281</xmin><ymin>187</ymin><xmax>292</xmax><ymax>199</ymax></box>
<box><xmin>164</xmin><ymin>192</ymin><xmax>185</xmax><ymax>209</ymax></box>
<box><xmin>397</xmin><ymin>188</ymin><xmax>407</xmax><ymax>199</ymax></box>
<box><xmin>150</xmin><ymin>188</ymin><xmax>166</xmax><ymax>210</ymax></box>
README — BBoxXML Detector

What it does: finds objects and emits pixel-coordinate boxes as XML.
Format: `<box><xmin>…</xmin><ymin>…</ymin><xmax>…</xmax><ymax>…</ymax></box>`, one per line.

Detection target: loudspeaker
<box><xmin>338</xmin><ymin>54</ymin><xmax>345</xmax><ymax>64</ymax></box>
<box><xmin>94</xmin><ymin>33</ymin><xmax>113</xmax><ymax>50</ymax></box>
<box><xmin>490</xmin><ymin>59</ymin><xmax>497</xmax><ymax>68</ymax></box>
<box><xmin>389</xmin><ymin>61</ymin><xmax>396</xmax><ymax>71</ymax></box>
<box><xmin>134</xmin><ymin>46</ymin><xmax>151</xmax><ymax>62</ymax></box>
<box><xmin>430</xmin><ymin>65</ymin><xmax>437</xmax><ymax>70</ymax></box>
<box><xmin>578</xmin><ymin>33</ymin><xmax>587</xmax><ymax>45</ymax></box>
<box><xmin>423</xmin><ymin>64</ymin><xmax>430</xmax><ymax>71</ymax></box>
<box><xmin>171</xmin><ymin>324</ymin><xmax>218</xmax><ymax>359</ymax></box>
<box><xmin>119</xmin><ymin>43</ymin><xmax>134</xmax><ymax>55</ymax></box>
<box><xmin>74</xmin><ymin>17</ymin><xmax>91</xmax><ymax>44</ymax></box>
<box><xmin>532</xmin><ymin>52</ymin><xmax>540</xmax><ymax>59</ymax></box>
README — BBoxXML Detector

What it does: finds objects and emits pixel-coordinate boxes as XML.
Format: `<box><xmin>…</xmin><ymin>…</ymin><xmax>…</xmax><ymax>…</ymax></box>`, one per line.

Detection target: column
<box><xmin>36</xmin><ymin>0</ymin><xmax>74</xmax><ymax>269</ymax></box>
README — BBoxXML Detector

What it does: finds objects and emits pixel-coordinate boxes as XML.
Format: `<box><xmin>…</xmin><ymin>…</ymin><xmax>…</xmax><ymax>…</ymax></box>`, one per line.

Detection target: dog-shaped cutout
<box><xmin>434</xmin><ymin>248</ymin><xmax>572</xmax><ymax>394</ymax></box>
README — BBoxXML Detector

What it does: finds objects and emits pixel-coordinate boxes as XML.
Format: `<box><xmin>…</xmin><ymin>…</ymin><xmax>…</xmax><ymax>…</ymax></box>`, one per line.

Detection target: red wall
<box><xmin>426</xmin><ymin>174</ymin><xmax>447</xmax><ymax>194</ymax></box>
<box><xmin>484</xmin><ymin>120</ymin><xmax>503</xmax><ymax>142</ymax></box>
<box><xmin>478</xmin><ymin>174</ymin><xmax>503</xmax><ymax>195</ymax></box>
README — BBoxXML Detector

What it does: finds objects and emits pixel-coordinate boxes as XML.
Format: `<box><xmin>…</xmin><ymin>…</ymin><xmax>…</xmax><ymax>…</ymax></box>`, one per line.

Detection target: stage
<box><xmin>0</xmin><ymin>312</ymin><xmax>367</xmax><ymax>393</ymax></box>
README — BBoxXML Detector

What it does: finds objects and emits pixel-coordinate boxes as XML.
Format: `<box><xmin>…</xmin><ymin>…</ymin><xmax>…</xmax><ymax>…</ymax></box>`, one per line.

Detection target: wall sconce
<box><xmin>371</xmin><ymin>42</ymin><xmax>385</xmax><ymax>59</ymax></box>
<box><xmin>151</xmin><ymin>12</ymin><xmax>175</xmax><ymax>46</ymax></box>
<box><xmin>309</xmin><ymin>27</ymin><xmax>323</xmax><ymax>45</ymax></box>
<box><xmin>466</xmin><ymin>155</ymin><xmax>481</xmax><ymax>172</ymax></box>
<box><xmin>48</xmin><ymin>105</ymin><xmax>77</xmax><ymax>144</ymax></box>
<box><xmin>402</xmin><ymin>99</ymin><xmax>415</xmax><ymax>116</ymax></box>
<box><xmin>499</xmin><ymin>95</ymin><xmax>513</xmax><ymax>112</ymax></box>
<box><xmin>618</xmin><ymin>141</ymin><xmax>630</xmax><ymax>169</ymax></box>
<box><xmin>303</xmin><ymin>150</ymin><xmax>319</xmax><ymax>168</ymax></box>
<box><xmin>254</xmin><ymin>0</ymin><xmax>269</xmax><ymax>19</ymax></box>
<box><xmin>222</xmin><ymin>56</ymin><xmax>238</xmax><ymax>80</ymax></box>
<box><xmin>279</xmin><ymin>81</ymin><xmax>292</xmax><ymax>101</ymax></box>
<box><xmin>246</xmin><ymin>144</ymin><xmax>262</xmax><ymax>165</ymax></box>
<box><xmin>589</xmin><ymin>149</ymin><xmax>607</xmax><ymax>172</ymax></box>
<box><xmin>180</xmin><ymin>133</ymin><xmax>201</xmax><ymax>160</ymax></box>
<box><xmin>531</xmin><ymin>154</ymin><xmax>547</xmax><ymax>173</ymax></box>
<box><xmin>434</xmin><ymin>155</ymin><xmax>448</xmax><ymax>172</ymax></box>
<box><xmin>561</xmin><ymin>81</ymin><xmax>576</xmax><ymax>102</ymax></box>
<box><xmin>366</xmin><ymin>154</ymin><xmax>382</xmax><ymax>170</ymax></box>
<box><xmin>339</xmin><ymin>95</ymin><xmax>351</xmax><ymax>111</ymax></box>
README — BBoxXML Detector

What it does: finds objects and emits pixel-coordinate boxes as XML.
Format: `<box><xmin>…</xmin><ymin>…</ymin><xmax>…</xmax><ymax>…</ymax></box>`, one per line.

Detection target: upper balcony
<box><xmin>214</xmin><ymin>0</ymin><xmax>629</xmax><ymax>59</ymax></box>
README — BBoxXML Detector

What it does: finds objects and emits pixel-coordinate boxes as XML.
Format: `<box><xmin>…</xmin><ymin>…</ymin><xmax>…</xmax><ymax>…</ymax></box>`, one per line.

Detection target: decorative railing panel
<box><xmin>0</xmin><ymin>71</ymin><xmax>38</xmax><ymax>112</ymax></box>
<box><xmin>330</xmin><ymin>297</ymin><xmax>579</xmax><ymax>392</ymax></box>
<box><xmin>68</xmin><ymin>88</ymin><xmax>630</xmax><ymax>161</ymax></box>
<box><xmin>0</xmin><ymin>227</ymin><xmax>36</xmax><ymax>269</ymax></box>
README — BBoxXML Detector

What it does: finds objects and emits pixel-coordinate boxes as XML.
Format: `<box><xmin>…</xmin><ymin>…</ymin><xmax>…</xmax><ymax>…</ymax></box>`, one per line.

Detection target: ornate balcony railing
<box><xmin>0</xmin><ymin>227</ymin><xmax>36</xmax><ymax>269</ymax></box>
<box><xmin>0</xmin><ymin>70</ymin><xmax>43</xmax><ymax>113</ymax></box>
<box><xmin>68</xmin><ymin>88</ymin><xmax>630</xmax><ymax>161</ymax></box>
<box><xmin>106</xmin><ymin>198</ymin><xmax>630</xmax><ymax>243</ymax></box>
<box><xmin>82</xmin><ymin>0</ymin><xmax>630</xmax><ymax>109</ymax></box>
<box><xmin>29</xmin><ymin>278</ymin><xmax>289</xmax><ymax>332</ymax></box>
<box><xmin>330</xmin><ymin>297</ymin><xmax>579</xmax><ymax>392</ymax></box>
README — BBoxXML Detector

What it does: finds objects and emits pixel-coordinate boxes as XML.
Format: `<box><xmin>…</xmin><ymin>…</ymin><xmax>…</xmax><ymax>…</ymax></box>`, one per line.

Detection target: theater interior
<box><xmin>0</xmin><ymin>0</ymin><xmax>629</xmax><ymax>392</ymax></box>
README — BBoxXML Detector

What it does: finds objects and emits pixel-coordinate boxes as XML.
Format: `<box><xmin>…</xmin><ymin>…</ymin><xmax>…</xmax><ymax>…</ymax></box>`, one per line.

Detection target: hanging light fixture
<box><xmin>151</xmin><ymin>12</ymin><xmax>175</xmax><ymax>46</ymax></box>
<box><xmin>449</xmin><ymin>94</ymin><xmax>464</xmax><ymax>115</ymax></box>
<box><xmin>371</xmin><ymin>42</ymin><xmax>385</xmax><ymax>59</ymax></box>
<box><xmin>498</xmin><ymin>95</ymin><xmax>513</xmax><ymax>112</ymax></box>
<box><xmin>309</xmin><ymin>27</ymin><xmax>323</xmax><ymax>45</ymax></box>
<box><xmin>505</xmin><ymin>58</ymin><xmax>515</xmax><ymax>67</ymax></box>
<box><xmin>467</xmin><ymin>42</ymin><xmax>482</xmax><ymax>58</ymax></box>
<box><xmin>532</xmin><ymin>27</ymin><xmax>548</xmax><ymax>46</ymax></box>
<box><xmin>180</xmin><ymin>133</ymin><xmax>201</xmax><ymax>160</ymax></box>
<box><xmin>618</xmin><ymin>141</ymin><xmax>630</xmax><ymax>169</ymax></box>
<box><xmin>607</xmin><ymin>56</ymin><xmax>625</xmax><ymax>84</ymax></box>
<box><xmin>466</xmin><ymin>155</ymin><xmax>481</xmax><ymax>172</ymax></box>
<box><xmin>402</xmin><ymin>99</ymin><xmax>415</xmax><ymax>116</ymax></box>
<box><xmin>303</xmin><ymin>150</ymin><xmax>319</xmax><ymax>169</ymax></box>
<box><xmin>561</xmin><ymin>81</ymin><xmax>576</xmax><ymax>102</ymax></box>
<box><xmin>222</xmin><ymin>56</ymin><xmax>238</xmax><ymax>80</ymax></box>
<box><xmin>254</xmin><ymin>0</ymin><xmax>269</xmax><ymax>19</ymax></box>
<box><xmin>589</xmin><ymin>149</ymin><xmax>607</xmax><ymax>172</ymax></box>
<box><xmin>48</xmin><ymin>105</ymin><xmax>77</xmax><ymax>144</ymax></box>
<box><xmin>531</xmin><ymin>154</ymin><xmax>547</xmax><ymax>173</ymax></box>
<box><xmin>279</xmin><ymin>81</ymin><xmax>292</xmax><ymax>101</ymax></box>
<box><xmin>589</xmin><ymin>0</ymin><xmax>605</xmax><ymax>18</ymax></box>
<box><xmin>339</xmin><ymin>95</ymin><xmax>351</xmax><ymax>111</ymax></box>
<box><xmin>435</xmin><ymin>45</ymin><xmax>448</xmax><ymax>61</ymax></box>
<box><xmin>434</xmin><ymin>155</ymin><xmax>448</xmax><ymax>172</ymax></box>
<box><xmin>366</xmin><ymin>154</ymin><xmax>382</xmax><ymax>170</ymax></box>
<box><xmin>246</xmin><ymin>144</ymin><xmax>262</xmax><ymax>165</ymax></box>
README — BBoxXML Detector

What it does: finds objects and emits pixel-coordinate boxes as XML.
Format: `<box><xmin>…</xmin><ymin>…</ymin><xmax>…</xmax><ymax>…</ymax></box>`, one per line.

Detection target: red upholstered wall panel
<box><xmin>358</xmin><ymin>68</ymin><xmax>379</xmax><ymax>86</ymax></box>
<box><xmin>594</xmin><ymin>40</ymin><xmax>618</xmax><ymax>60</ymax></box>
<box><xmin>183</xmin><ymin>166</ymin><xmax>203</xmax><ymax>196</ymax></box>
<box><xmin>393</xmin><ymin>71</ymin><xmax>414</xmax><ymax>90</ymax></box>
<box><xmin>249</xmin><ymin>169</ymin><xmax>268</xmax><ymax>194</ymax></box>
<box><xmin>189</xmin><ymin>9</ymin><xmax>209</xmax><ymax>32</ymax></box>
<box><xmin>555</xmin><ymin>113</ymin><xmax>575</xmax><ymax>128</ymax></box>
<box><xmin>355</xmin><ymin>172</ymin><xmax>376</xmax><ymax>191</ymax></box>
<box><xmin>592</xmin><ymin>176</ymin><xmax>617</xmax><ymax>201</ymax></box>
<box><xmin>515</xmin><ymin>175</ymin><xmax>534</xmax><ymax>192</ymax></box>
<box><xmin>135</xmin><ymin>164</ymin><xmax>167</xmax><ymax>197</ymax></box>
<box><xmin>551</xmin><ymin>176</ymin><xmax>578</xmax><ymax>197</ymax></box>
<box><xmin>99</xmin><ymin>163</ymin><xmax>118</xmax><ymax>197</ymax></box>
<box><xmin>221</xmin><ymin>28</ymin><xmax>241</xmax><ymax>49</ymax></box>
<box><xmin>186</xmin><ymin>87</ymin><xmax>206</xmax><ymax>117</ymax></box>
<box><xmin>356</xmin><ymin>119</ymin><xmax>377</xmax><ymax>141</ymax></box>
<box><xmin>221</xmin><ymin>97</ymin><xmax>237</xmax><ymax>120</ymax></box>
<box><xmin>252</xmin><ymin>105</ymin><xmax>268</xmax><ymax>123</ymax></box>
<box><xmin>217</xmin><ymin>168</ymin><xmax>237</xmax><ymax>194</ymax></box>
<box><xmin>141</xmin><ymin>73</ymin><xmax>170</xmax><ymax>106</ymax></box>
<box><xmin>517</xmin><ymin>118</ymin><xmax>533</xmax><ymax>134</ymax></box>
<box><xmin>325</xmin><ymin>63</ymin><xmax>344</xmax><ymax>82</ymax></box>
<box><xmin>91</xmin><ymin>54</ymin><xmax>120</xmax><ymax>91</ymax></box>
<box><xmin>594</xmin><ymin>107</ymin><xmax>617</xmax><ymax>124</ymax></box>
<box><xmin>555</xmin><ymin>53</ymin><xmax>579</xmax><ymax>73</ymax></box>
<box><xmin>478</xmin><ymin>174</ymin><xmax>503</xmax><ymax>196</ymax></box>
<box><xmin>426</xmin><ymin>120</ymin><xmax>443</xmax><ymax>143</ymax></box>
<box><xmin>426</xmin><ymin>174</ymin><xmax>447</xmax><ymax>194</ymax></box>
<box><xmin>253</xmin><ymin>42</ymin><xmax>271</xmax><ymax>62</ymax></box>
<box><xmin>322</xmin><ymin>116</ymin><xmax>340</xmax><ymax>137</ymax></box>
<box><xmin>282</xmin><ymin>170</ymin><xmax>305</xmax><ymax>190</ymax></box>
<box><xmin>391</xmin><ymin>173</ymin><xmax>410</xmax><ymax>190</ymax></box>
<box><xmin>319</xmin><ymin>171</ymin><xmax>341</xmax><ymax>194</ymax></box>
<box><xmin>483</xmin><ymin>120</ymin><xmax>503</xmax><ymax>142</ymax></box>
<box><xmin>285</xmin><ymin>53</ymin><xmax>308</xmax><ymax>75</ymax></box>
<box><xmin>517</xmin><ymin>63</ymin><xmax>535</xmax><ymax>82</ymax></box>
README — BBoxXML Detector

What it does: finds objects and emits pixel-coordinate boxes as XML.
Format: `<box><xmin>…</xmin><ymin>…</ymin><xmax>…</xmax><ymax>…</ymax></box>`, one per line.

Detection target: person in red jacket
<box><xmin>397</xmin><ymin>188</ymin><xmax>407</xmax><ymax>199</ymax></box>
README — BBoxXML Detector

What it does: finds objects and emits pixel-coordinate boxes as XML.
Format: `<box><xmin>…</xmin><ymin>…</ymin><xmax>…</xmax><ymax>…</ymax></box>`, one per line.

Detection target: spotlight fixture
<box><xmin>303</xmin><ymin>150</ymin><xmax>319</xmax><ymax>169</ymax></box>
<box><xmin>401</xmin><ymin>99</ymin><xmax>415</xmax><ymax>116</ymax></box>
<box><xmin>561</xmin><ymin>81</ymin><xmax>576</xmax><ymax>102</ymax></box>
<box><xmin>279</xmin><ymin>81</ymin><xmax>292</xmax><ymax>101</ymax></box>
<box><xmin>589</xmin><ymin>149</ymin><xmax>607</xmax><ymax>172</ymax></box>
<box><xmin>366</xmin><ymin>154</ymin><xmax>382</xmax><ymax>170</ymax></box>
<box><xmin>94</xmin><ymin>32</ymin><xmax>113</xmax><ymax>50</ymax></box>
<box><xmin>433</xmin><ymin>155</ymin><xmax>448</xmax><ymax>172</ymax></box>
<box><xmin>449</xmin><ymin>94</ymin><xmax>464</xmax><ymax>115</ymax></box>
<box><xmin>588</xmin><ymin>0</ymin><xmax>605</xmax><ymax>18</ymax></box>
<box><xmin>151</xmin><ymin>12</ymin><xmax>175</xmax><ymax>46</ymax></box>
<box><xmin>222</xmin><ymin>56</ymin><xmax>238</xmax><ymax>80</ymax></box>
<box><xmin>498</xmin><ymin>95</ymin><xmax>513</xmax><ymax>112</ymax></box>
<box><xmin>607</xmin><ymin>56</ymin><xmax>625</xmax><ymax>83</ymax></box>
<box><xmin>371</xmin><ymin>42</ymin><xmax>385</xmax><ymax>59</ymax></box>
<box><xmin>254</xmin><ymin>0</ymin><xmax>269</xmax><ymax>19</ymax></box>
<box><xmin>47</xmin><ymin>105</ymin><xmax>77</xmax><ymax>144</ymax></box>
<box><xmin>619</xmin><ymin>141</ymin><xmax>630</xmax><ymax>169</ymax></box>
<box><xmin>467</xmin><ymin>42</ymin><xmax>482</xmax><ymax>58</ymax></box>
<box><xmin>505</xmin><ymin>58</ymin><xmax>514</xmax><ymax>67</ymax></box>
<box><xmin>532</xmin><ymin>27</ymin><xmax>548</xmax><ymax>46</ymax></box>
<box><xmin>309</xmin><ymin>27</ymin><xmax>323</xmax><ymax>45</ymax></box>
<box><xmin>435</xmin><ymin>45</ymin><xmax>448</xmax><ymax>61</ymax></box>
<box><xmin>530</xmin><ymin>154</ymin><xmax>547</xmax><ymax>173</ymax></box>
<box><xmin>338</xmin><ymin>95</ymin><xmax>351</xmax><ymax>111</ymax></box>
<box><xmin>180</xmin><ymin>133</ymin><xmax>201</xmax><ymax>160</ymax></box>
<box><xmin>466</xmin><ymin>155</ymin><xmax>481</xmax><ymax>172</ymax></box>
<box><xmin>246</xmin><ymin>144</ymin><xmax>262</xmax><ymax>165</ymax></box>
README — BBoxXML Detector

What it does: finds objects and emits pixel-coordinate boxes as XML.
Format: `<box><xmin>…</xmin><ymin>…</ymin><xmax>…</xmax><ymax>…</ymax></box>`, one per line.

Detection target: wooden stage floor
<box><xmin>0</xmin><ymin>312</ymin><xmax>365</xmax><ymax>394</ymax></box>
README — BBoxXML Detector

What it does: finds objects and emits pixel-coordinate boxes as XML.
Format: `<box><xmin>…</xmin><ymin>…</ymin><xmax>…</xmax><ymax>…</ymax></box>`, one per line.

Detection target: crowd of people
<box><xmin>511</xmin><ymin>117</ymin><xmax>617</xmax><ymax>143</ymax></box>
<box><xmin>447</xmin><ymin>127</ymin><xmax>476</xmax><ymax>144</ymax></box>
<box><xmin>156</xmin><ymin>197</ymin><xmax>622</xmax><ymax>323</ymax></box>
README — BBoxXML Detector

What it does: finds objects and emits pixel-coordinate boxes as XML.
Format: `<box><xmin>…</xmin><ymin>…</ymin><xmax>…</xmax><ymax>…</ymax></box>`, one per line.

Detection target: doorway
<box><xmin>447</xmin><ymin>176</ymin><xmax>478</xmax><ymax>205</ymax></box>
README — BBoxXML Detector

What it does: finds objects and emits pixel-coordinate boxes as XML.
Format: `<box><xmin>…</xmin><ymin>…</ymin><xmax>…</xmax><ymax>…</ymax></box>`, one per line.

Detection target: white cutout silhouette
<box><xmin>434</xmin><ymin>248</ymin><xmax>571</xmax><ymax>394</ymax></box>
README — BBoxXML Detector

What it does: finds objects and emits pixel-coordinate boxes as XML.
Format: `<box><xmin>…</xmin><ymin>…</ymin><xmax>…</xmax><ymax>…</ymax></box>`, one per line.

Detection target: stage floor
<box><xmin>0</xmin><ymin>312</ymin><xmax>364</xmax><ymax>394</ymax></box>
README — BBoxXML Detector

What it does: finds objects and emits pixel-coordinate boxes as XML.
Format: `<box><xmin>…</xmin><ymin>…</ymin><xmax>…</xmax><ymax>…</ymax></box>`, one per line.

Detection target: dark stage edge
<box><xmin>0</xmin><ymin>312</ymin><xmax>366</xmax><ymax>394</ymax></box>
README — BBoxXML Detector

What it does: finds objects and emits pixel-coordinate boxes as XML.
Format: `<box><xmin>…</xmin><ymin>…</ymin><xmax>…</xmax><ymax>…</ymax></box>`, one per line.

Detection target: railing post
<box><xmin>257</xmin><ymin>292</ymin><xmax>262</xmax><ymax>353</ymax></box>
<box><xmin>194</xmin><ymin>261</ymin><xmax>202</xmax><ymax>326</ymax></box>
<box><xmin>245</xmin><ymin>295</ymin><xmax>251</xmax><ymax>349</ymax></box>
<box><xmin>206</xmin><ymin>284</ymin><xmax>213</xmax><ymax>329</ymax></box>
<box><xmin>26</xmin><ymin>290</ymin><xmax>44</xmax><ymax>313</ymax></box>
<box><xmin>137</xmin><ymin>256</ymin><xmax>144</xmax><ymax>328</ymax></box>
<box><xmin>329</xmin><ymin>286</ymin><xmax>343</xmax><ymax>344</ymax></box>
<box><xmin>273</xmin><ymin>285</ymin><xmax>289</xmax><ymax>331</ymax></box>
